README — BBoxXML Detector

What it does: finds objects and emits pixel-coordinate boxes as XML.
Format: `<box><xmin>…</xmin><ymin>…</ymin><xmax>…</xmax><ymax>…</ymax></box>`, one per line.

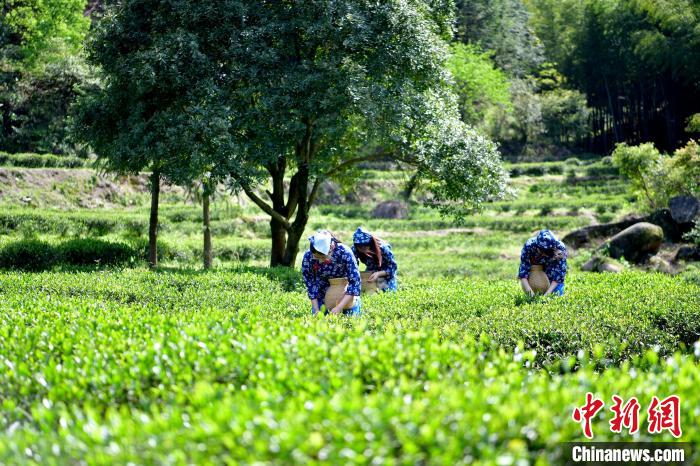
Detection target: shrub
<box><xmin>0</xmin><ymin>238</ymin><xmax>137</xmax><ymax>270</ymax></box>
<box><xmin>58</xmin><ymin>238</ymin><xmax>136</xmax><ymax>266</ymax></box>
<box><xmin>612</xmin><ymin>141</ymin><xmax>700</xmax><ymax>210</ymax></box>
<box><xmin>0</xmin><ymin>151</ymin><xmax>86</xmax><ymax>168</ymax></box>
<box><xmin>0</xmin><ymin>239</ymin><xmax>55</xmax><ymax>271</ymax></box>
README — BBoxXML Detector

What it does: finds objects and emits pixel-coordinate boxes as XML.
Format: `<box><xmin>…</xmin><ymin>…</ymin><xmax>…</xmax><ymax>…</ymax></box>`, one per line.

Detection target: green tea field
<box><xmin>0</xmin><ymin>159</ymin><xmax>698</xmax><ymax>464</ymax></box>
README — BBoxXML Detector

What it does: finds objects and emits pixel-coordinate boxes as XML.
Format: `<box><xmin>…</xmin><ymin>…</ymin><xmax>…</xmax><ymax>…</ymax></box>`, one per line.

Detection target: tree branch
<box><xmin>242</xmin><ymin>186</ymin><xmax>292</xmax><ymax>230</ymax></box>
<box><xmin>324</xmin><ymin>151</ymin><xmax>393</xmax><ymax>178</ymax></box>
<box><xmin>307</xmin><ymin>178</ymin><xmax>322</xmax><ymax>210</ymax></box>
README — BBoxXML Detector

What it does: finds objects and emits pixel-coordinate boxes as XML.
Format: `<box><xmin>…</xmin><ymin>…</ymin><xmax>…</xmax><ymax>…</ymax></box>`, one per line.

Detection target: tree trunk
<box><xmin>202</xmin><ymin>189</ymin><xmax>212</xmax><ymax>269</ymax></box>
<box><xmin>281</xmin><ymin>216</ymin><xmax>308</xmax><ymax>267</ymax></box>
<box><xmin>270</xmin><ymin>217</ymin><xmax>288</xmax><ymax>267</ymax></box>
<box><xmin>148</xmin><ymin>169</ymin><xmax>160</xmax><ymax>269</ymax></box>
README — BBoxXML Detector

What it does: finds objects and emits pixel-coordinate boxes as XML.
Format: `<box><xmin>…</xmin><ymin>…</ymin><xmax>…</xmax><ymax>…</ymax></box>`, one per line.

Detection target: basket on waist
<box><xmin>325</xmin><ymin>277</ymin><xmax>357</xmax><ymax>309</ymax></box>
<box><xmin>528</xmin><ymin>264</ymin><xmax>550</xmax><ymax>294</ymax></box>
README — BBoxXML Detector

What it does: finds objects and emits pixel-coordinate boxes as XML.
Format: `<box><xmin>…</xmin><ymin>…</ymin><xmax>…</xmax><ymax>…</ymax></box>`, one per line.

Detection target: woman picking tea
<box><xmin>518</xmin><ymin>229</ymin><xmax>567</xmax><ymax>296</ymax></box>
<box><xmin>352</xmin><ymin>227</ymin><xmax>398</xmax><ymax>292</ymax></box>
<box><xmin>301</xmin><ymin>230</ymin><xmax>362</xmax><ymax>316</ymax></box>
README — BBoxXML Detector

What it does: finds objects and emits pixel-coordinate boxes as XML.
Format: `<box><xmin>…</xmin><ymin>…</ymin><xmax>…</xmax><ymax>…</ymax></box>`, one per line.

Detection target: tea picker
<box><xmin>517</xmin><ymin>229</ymin><xmax>568</xmax><ymax>296</ymax></box>
<box><xmin>352</xmin><ymin>227</ymin><xmax>398</xmax><ymax>292</ymax></box>
<box><xmin>301</xmin><ymin>230</ymin><xmax>362</xmax><ymax>316</ymax></box>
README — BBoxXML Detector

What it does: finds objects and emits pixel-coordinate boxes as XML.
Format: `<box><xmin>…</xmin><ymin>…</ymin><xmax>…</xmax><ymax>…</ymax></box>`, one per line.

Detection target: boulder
<box><xmin>581</xmin><ymin>255</ymin><xmax>623</xmax><ymax>273</ymax></box>
<box><xmin>563</xmin><ymin>208</ymin><xmax>691</xmax><ymax>249</ymax></box>
<box><xmin>563</xmin><ymin>216</ymin><xmax>642</xmax><ymax>249</ymax></box>
<box><xmin>669</xmin><ymin>196</ymin><xmax>700</xmax><ymax>225</ymax></box>
<box><xmin>648</xmin><ymin>256</ymin><xmax>674</xmax><ymax>274</ymax></box>
<box><xmin>372</xmin><ymin>200</ymin><xmax>408</xmax><ymax>219</ymax></box>
<box><xmin>605</xmin><ymin>222</ymin><xmax>664</xmax><ymax>263</ymax></box>
<box><xmin>674</xmin><ymin>246</ymin><xmax>700</xmax><ymax>263</ymax></box>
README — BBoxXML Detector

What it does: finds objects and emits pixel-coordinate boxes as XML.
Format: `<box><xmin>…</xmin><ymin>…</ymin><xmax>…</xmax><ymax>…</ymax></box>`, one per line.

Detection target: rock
<box><xmin>563</xmin><ymin>216</ymin><xmax>643</xmax><ymax>249</ymax></box>
<box><xmin>648</xmin><ymin>256</ymin><xmax>674</xmax><ymax>274</ymax></box>
<box><xmin>674</xmin><ymin>246</ymin><xmax>700</xmax><ymax>263</ymax></box>
<box><xmin>372</xmin><ymin>200</ymin><xmax>408</xmax><ymax>219</ymax></box>
<box><xmin>605</xmin><ymin>222</ymin><xmax>664</xmax><ymax>263</ymax></box>
<box><xmin>644</xmin><ymin>209</ymin><xmax>688</xmax><ymax>242</ymax></box>
<box><xmin>669</xmin><ymin>196</ymin><xmax>700</xmax><ymax>225</ymax></box>
<box><xmin>581</xmin><ymin>255</ymin><xmax>623</xmax><ymax>273</ymax></box>
<box><xmin>563</xmin><ymin>208</ymin><xmax>691</xmax><ymax>249</ymax></box>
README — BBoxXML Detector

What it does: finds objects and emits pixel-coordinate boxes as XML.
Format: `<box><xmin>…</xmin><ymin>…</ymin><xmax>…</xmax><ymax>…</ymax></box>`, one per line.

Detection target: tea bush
<box><xmin>0</xmin><ymin>270</ymin><xmax>697</xmax><ymax>464</ymax></box>
<box><xmin>0</xmin><ymin>239</ymin><xmax>137</xmax><ymax>270</ymax></box>
<box><xmin>0</xmin><ymin>152</ymin><xmax>86</xmax><ymax>168</ymax></box>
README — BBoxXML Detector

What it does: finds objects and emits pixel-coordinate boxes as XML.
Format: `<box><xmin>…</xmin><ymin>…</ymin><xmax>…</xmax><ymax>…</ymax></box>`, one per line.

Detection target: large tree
<box><xmin>72</xmin><ymin>0</ymin><xmax>242</xmax><ymax>268</ymax></box>
<box><xmin>222</xmin><ymin>0</ymin><xmax>507</xmax><ymax>266</ymax></box>
<box><xmin>77</xmin><ymin>0</ymin><xmax>507</xmax><ymax>268</ymax></box>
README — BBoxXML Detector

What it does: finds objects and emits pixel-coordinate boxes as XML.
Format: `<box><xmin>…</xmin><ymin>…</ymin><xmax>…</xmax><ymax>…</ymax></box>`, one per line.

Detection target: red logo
<box><xmin>648</xmin><ymin>395</ymin><xmax>682</xmax><ymax>438</ymax></box>
<box><xmin>609</xmin><ymin>395</ymin><xmax>641</xmax><ymax>434</ymax></box>
<box><xmin>572</xmin><ymin>392</ymin><xmax>605</xmax><ymax>439</ymax></box>
<box><xmin>572</xmin><ymin>394</ymin><xmax>681</xmax><ymax>439</ymax></box>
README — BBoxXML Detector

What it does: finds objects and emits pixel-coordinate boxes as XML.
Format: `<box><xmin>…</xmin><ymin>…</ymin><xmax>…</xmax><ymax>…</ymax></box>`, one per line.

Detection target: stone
<box><xmin>669</xmin><ymin>196</ymin><xmax>700</xmax><ymax>225</ymax></box>
<box><xmin>581</xmin><ymin>255</ymin><xmax>623</xmax><ymax>273</ymax></box>
<box><xmin>563</xmin><ymin>216</ymin><xmax>642</xmax><ymax>249</ymax></box>
<box><xmin>648</xmin><ymin>256</ymin><xmax>674</xmax><ymax>274</ymax></box>
<box><xmin>674</xmin><ymin>246</ymin><xmax>700</xmax><ymax>263</ymax></box>
<box><xmin>372</xmin><ymin>200</ymin><xmax>408</xmax><ymax>219</ymax></box>
<box><xmin>605</xmin><ymin>222</ymin><xmax>664</xmax><ymax>263</ymax></box>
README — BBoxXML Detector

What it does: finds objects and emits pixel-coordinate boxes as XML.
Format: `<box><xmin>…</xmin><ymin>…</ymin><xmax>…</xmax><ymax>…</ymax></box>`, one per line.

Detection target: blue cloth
<box><xmin>518</xmin><ymin>229</ymin><xmax>568</xmax><ymax>284</ymax></box>
<box><xmin>301</xmin><ymin>240</ymin><xmax>362</xmax><ymax>302</ymax></box>
<box><xmin>352</xmin><ymin>227</ymin><xmax>373</xmax><ymax>245</ymax></box>
<box><xmin>311</xmin><ymin>297</ymin><xmax>362</xmax><ymax>316</ymax></box>
<box><xmin>352</xmin><ymin>242</ymin><xmax>398</xmax><ymax>292</ymax></box>
<box><xmin>552</xmin><ymin>282</ymin><xmax>565</xmax><ymax>296</ymax></box>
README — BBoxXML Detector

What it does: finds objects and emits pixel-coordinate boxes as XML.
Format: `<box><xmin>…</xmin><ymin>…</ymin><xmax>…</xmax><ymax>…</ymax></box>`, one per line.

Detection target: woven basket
<box><xmin>528</xmin><ymin>264</ymin><xmax>550</xmax><ymax>294</ymax></box>
<box><xmin>360</xmin><ymin>271</ymin><xmax>379</xmax><ymax>295</ymax></box>
<box><xmin>325</xmin><ymin>277</ymin><xmax>356</xmax><ymax>309</ymax></box>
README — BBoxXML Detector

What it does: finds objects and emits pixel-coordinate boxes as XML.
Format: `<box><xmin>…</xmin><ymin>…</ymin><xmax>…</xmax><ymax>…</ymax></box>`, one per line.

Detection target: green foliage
<box><xmin>0</xmin><ymin>270</ymin><xmax>697</xmax><ymax>463</ymax></box>
<box><xmin>446</xmin><ymin>43</ymin><xmax>512</xmax><ymax>128</ymax></box>
<box><xmin>2</xmin><ymin>0</ymin><xmax>90</xmax><ymax>66</ymax></box>
<box><xmin>1</xmin><ymin>1</ymin><xmax>93</xmax><ymax>154</ymax></box>
<box><xmin>684</xmin><ymin>224</ymin><xmax>700</xmax><ymax>246</ymax></box>
<box><xmin>539</xmin><ymin>88</ymin><xmax>590</xmax><ymax>145</ymax></box>
<box><xmin>0</xmin><ymin>151</ymin><xmax>85</xmax><ymax>168</ymax></box>
<box><xmin>0</xmin><ymin>238</ymin><xmax>136</xmax><ymax>270</ymax></box>
<box><xmin>686</xmin><ymin>113</ymin><xmax>700</xmax><ymax>134</ymax></box>
<box><xmin>526</xmin><ymin>0</ymin><xmax>700</xmax><ymax>153</ymax></box>
<box><xmin>76</xmin><ymin>0</ymin><xmax>507</xmax><ymax>266</ymax></box>
<box><xmin>661</xmin><ymin>139</ymin><xmax>700</xmax><ymax>200</ymax></box>
<box><xmin>455</xmin><ymin>0</ymin><xmax>544</xmax><ymax>77</ymax></box>
<box><xmin>611</xmin><ymin>142</ymin><xmax>663</xmax><ymax>209</ymax></box>
<box><xmin>612</xmin><ymin>140</ymin><xmax>700</xmax><ymax>209</ymax></box>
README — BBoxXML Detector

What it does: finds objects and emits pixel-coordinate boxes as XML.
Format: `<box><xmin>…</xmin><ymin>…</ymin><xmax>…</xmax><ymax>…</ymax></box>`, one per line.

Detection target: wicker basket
<box><xmin>528</xmin><ymin>264</ymin><xmax>550</xmax><ymax>294</ymax></box>
<box><xmin>360</xmin><ymin>271</ymin><xmax>379</xmax><ymax>295</ymax></box>
<box><xmin>325</xmin><ymin>277</ymin><xmax>356</xmax><ymax>309</ymax></box>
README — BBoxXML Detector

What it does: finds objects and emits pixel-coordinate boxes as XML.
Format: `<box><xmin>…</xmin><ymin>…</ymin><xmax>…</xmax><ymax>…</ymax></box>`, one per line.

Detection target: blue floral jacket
<box><xmin>301</xmin><ymin>241</ymin><xmax>362</xmax><ymax>302</ymax></box>
<box><xmin>352</xmin><ymin>243</ymin><xmax>398</xmax><ymax>283</ymax></box>
<box><xmin>517</xmin><ymin>235</ymin><xmax>568</xmax><ymax>283</ymax></box>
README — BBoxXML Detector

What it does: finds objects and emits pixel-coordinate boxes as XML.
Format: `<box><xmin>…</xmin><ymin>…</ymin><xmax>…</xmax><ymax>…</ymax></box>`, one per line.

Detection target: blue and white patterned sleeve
<box><xmin>351</xmin><ymin>245</ymin><xmax>361</xmax><ymax>266</ymax></box>
<box><xmin>517</xmin><ymin>243</ymin><xmax>533</xmax><ymax>279</ymax></box>
<box><xmin>301</xmin><ymin>251</ymin><xmax>320</xmax><ymax>299</ymax></box>
<box><xmin>341</xmin><ymin>245</ymin><xmax>362</xmax><ymax>296</ymax></box>
<box><xmin>546</xmin><ymin>248</ymin><xmax>567</xmax><ymax>284</ymax></box>
<box><xmin>380</xmin><ymin>244</ymin><xmax>398</xmax><ymax>281</ymax></box>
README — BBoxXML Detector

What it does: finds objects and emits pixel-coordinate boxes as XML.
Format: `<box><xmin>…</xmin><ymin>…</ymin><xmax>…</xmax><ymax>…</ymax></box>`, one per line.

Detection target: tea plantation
<box><xmin>0</xmin><ymin>160</ymin><xmax>698</xmax><ymax>464</ymax></box>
